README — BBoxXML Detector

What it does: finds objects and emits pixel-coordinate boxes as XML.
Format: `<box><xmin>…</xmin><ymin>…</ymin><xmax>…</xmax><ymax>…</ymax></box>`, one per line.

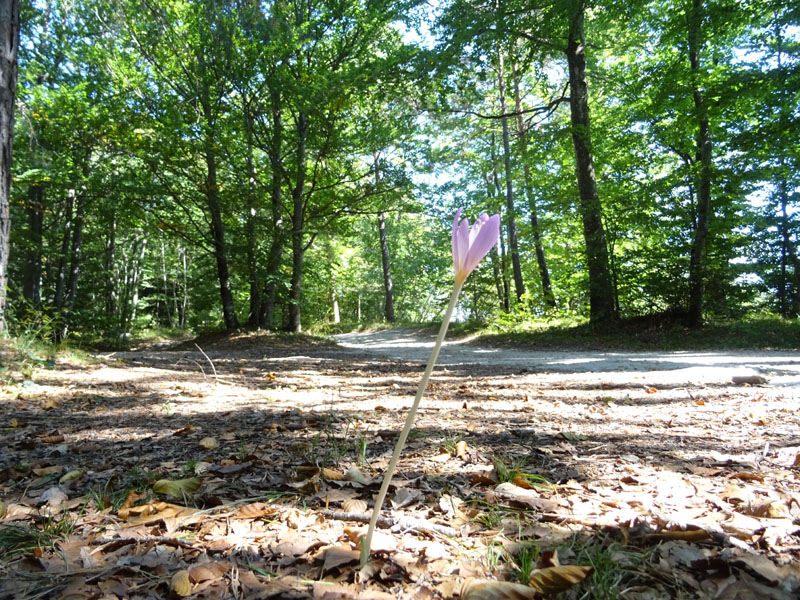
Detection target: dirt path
<box><xmin>336</xmin><ymin>328</ymin><xmax>800</xmax><ymax>386</ymax></box>
<box><xmin>2</xmin><ymin>330</ymin><xmax>799</xmax><ymax>599</ymax></box>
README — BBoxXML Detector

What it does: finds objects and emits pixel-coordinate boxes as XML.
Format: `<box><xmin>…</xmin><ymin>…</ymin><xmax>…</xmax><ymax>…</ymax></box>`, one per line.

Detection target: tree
<box><xmin>0</xmin><ymin>0</ymin><xmax>19</xmax><ymax>333</ymax></box>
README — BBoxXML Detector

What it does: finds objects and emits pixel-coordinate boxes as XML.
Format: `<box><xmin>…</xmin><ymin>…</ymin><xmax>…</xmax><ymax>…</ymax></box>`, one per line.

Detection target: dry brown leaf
<box><xmin>199</xmin><ymin>437</ymin><xmax>219</xmax><ymax>449</ymax></box>
<box><xmin>729</xmin><ymin>472</ymin><xmax>764</xmax><ymax>483</ymax></box>
<box><xmin>528</xmin><ymin>565</ymin><xmax>593</xmax><ymax>594</ymax></box>
<box><xmin>41</xmin><ymin>434</ymin><xmax>65</xmax><ymax>444</ymax></box>
<box><xmin>321</xmin><ymin>545</ymin><xmax>361</xmax><ymax>574</ymax></box>
<box><xmin>461</xmin><ymin>578</ymin><xmax>538</xmax><ymax>600</ymax></box>
<box><xmin>172</xmin><ymin>425</ymin><xmax>193</xmax><ymax>436</ymax></box>
<box><xmin>455</xmin><ymin>440</ymin><xmax>469</xmax><ymax>458</ymax></box>
<box><xmin>345</xmin><ymin>465</ymin><xmax>369</xmax><ymax>484</ymax></box>
<box><xmin>189</xmin><ymin>561</ymin><xmax>230</xmax><ymax>583</ymax></box>
<box><xmin>152</xmin><ymin>477</ymin><xmax>201</xmax><ymax>497</ymax></box>
<box><xmin>234</xmin><ymin>501</ymin><xmax>279</xmax><ymax>519</ymax></box>
<box><xmin>33</xmin><ymin>465</ymin><xmax>63</xmax><ymax>477</ymax></box>
<box><xmin>170</xmin><ymin>570</ymin><xmax>192</xmax><ymax>597</ymax></box>
<box><xmin>342</xmin><ymin>498</ymin><xmax>368</xmax><ymax>513</ymax></box>
<box><xmin>59</xmin><ymin>470</ymin><xmax>82</xmax><ymax>483</ymax></box>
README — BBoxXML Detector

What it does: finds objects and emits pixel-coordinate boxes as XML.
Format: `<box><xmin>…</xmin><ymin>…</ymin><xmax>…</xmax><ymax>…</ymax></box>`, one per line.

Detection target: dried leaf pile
<box><xmin>1</xmin><ymin>331</ymin><xmax>799</xmax><ymax>599</ymax></box>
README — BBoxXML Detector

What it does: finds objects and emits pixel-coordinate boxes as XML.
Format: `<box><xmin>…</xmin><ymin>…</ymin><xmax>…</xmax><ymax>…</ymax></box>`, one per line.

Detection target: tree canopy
<box><xmin>2</xmin><ymin>0</ymin><xmax>799</xmax><ymax>338</ymax></box>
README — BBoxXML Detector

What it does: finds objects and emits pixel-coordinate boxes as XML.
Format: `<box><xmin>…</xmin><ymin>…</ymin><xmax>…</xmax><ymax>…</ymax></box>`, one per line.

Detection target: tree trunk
<box><xmin>483</xmin><ymin>171</ymin><xmax>507</xmax><ymax>310</ymax></box>
<box><xmin>497</xmin><ymin>49</ymin><xmax>525</xmax><ymax>303</ymax></box>
<box><xmin>565</xmin><ymin>5</ymin><xmax>616</xmax><ymax>330</ymax></box>
<box><xmin>53</xmin><ymin>190</ymin><xmax>74</xmax><ymax>309</ymax></box>
<box><xmin>243</xmin><ymin>109</ymin><xmax>261</xmax><ymax>328</ymax></box>
<box><xmin>287</xmin><ymin>112</ymin><xmax>308</xmax><ymax>333</ymax></box>
<box><xmin>23</xmin><ymin>184</ymin><xmax>43</xmax><ymax>308</ymax></box>
<box><xmin>0</xmin><ymin>0</ymin><xmax>18</xmax><ymax>333</ymax></box>
<box><xmin>105</xmin><ymin>209</ymin><xmax>117</xmax><ymax>319</ymax></box>
<box><xmin>261</xmin><ymin>83</ymin><xmax>284</xmax><ymax>330</ymax></box>
<box><xmin>179</xmin><ymin>245</ymin><xmax>187</xmax><ymax>328</ymax></box>
<box><xmin>202</xmin><ymin>118</ymin><xmax>239</xmax><ymax>330</ymax></box>
<box><xmin>160</xmin><ymin>237</ymin><xmax>173</xmax><ymax>328</ymax></box>
<box><xmin>489</xmin><ymin>133</ymin><xmax>510</xmax><ymax>311</ymax></box>
<box><xmin>686</xmin><ymin>0</ymin><xmax>712</xmax><ymax>328</ymax></box>
<box><xmin>326</xmin><ymin>237</ymin><xmax>340</xmax><ymax>324</ymax></box>
<box><xmin>376</xmin><ymin>151</ymin><xmax>395</xmax><ymax>323</ymax></box>
<box><xmin>512</xmin><ymin>70</ymin><xmax>556</xmax><ymax>308</ymax></box>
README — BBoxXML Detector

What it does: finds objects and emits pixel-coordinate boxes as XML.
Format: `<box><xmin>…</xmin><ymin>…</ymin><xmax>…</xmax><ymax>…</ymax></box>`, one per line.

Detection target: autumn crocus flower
<box><xmin>361</xmin><ymin>208</ymin><xmax>500</xmax><ymax>566</ymax></box>
<box><xmin>452</xmin><ymin>208</ymin><xmax>502</xmax><ymax>285</ymax></box>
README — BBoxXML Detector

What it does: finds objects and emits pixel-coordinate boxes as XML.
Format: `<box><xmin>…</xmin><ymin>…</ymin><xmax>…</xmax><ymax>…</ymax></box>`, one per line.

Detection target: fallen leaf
<box><xmin>345</xmin><ymin>466</ymin><xmax>369</xmax><ymax>485</ymax></box>
<box><xmin>234</xmin><ymin>502</ymin><xmax>279</xmax><ymax>519</ymax></box>
<box><xmin>461</xmin><ymin>578</ymin><xmax>537</xmax><ymax>599</ymax></box>
<box><xmin>321</xmin><ymin>545</ymin><xmax>360</xmax><ymax>574</ymax></box>
<box><xmin>171</xmin><ymin>570</ymin><xmax>192</xmax><ymax>597</ymax></box>
<box><xmin>33</xmin><ymin>465</ymin><xmax>63</xmax><ymax>477</ymax></box>
<box><xmin>342</xmin><ymin>499</ymin><xmax>368</xmax><ymax>514</ymax></box>
<box><xmin>152</xmin><ymin>477</ymin><xmax>201</xmax><ymax>497</ymax></box>
<box><xmin>528</xmin><ymin>565</ymin><xmax>593</xmax><ymax>594</ymax></box>
<box><xmin>59</xmin><ymin>470</ymin><xmax>82</xmax><ymax>483</ymax></box>
<box><xmin>199</xmin><ymin>437</ymin><xmax>219</xmax><ymax>449</ymax></box>
<box><xmin>40</xmin><ymin>486</ymin><xmax>68</xmax><ymax>507</ymax></box>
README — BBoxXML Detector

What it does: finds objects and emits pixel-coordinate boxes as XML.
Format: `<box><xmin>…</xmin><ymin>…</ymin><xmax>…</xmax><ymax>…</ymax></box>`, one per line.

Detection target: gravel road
<box><xmin>335</xmin><ymin>328</ymin><xmax>800</xmax><ymax>389</ymax></box>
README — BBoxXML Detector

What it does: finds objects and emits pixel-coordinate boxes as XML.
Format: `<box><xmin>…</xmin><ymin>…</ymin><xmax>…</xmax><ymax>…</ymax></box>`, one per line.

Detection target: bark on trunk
<box><xmin>375</xmin><ymin>151</ymin><xmax>395</xmax><ymax>323</ymax></box>
<box><xmin>261</xmin><ymin>83</ymin><xmax>284</xmax><ymax>330</ymax></box>
<box><xmin>0</xmin><ymin>0</ymin><xmax>18</xmax><ymax>332</ymax></box>
<box><xmin>512</xmin><ymin>70</ymin><xmax>556</xmax><ymax>308</ymax></box>
<box><xmin>497</xmin><ymin>50</ymin><xmax>525</xmax><ymax>303</ymax></box>
<box><xmin>23</xmin><ymin>184</ymin><xmax>43</xmax><ymax>307</ymax></box>
<box><xmin>200</xmin><ymin>100</ymin><xmax>239</xmax><ymax>330</ymax></box>
<box><xmin>565</xmin><ymin>5</ymin><xmax>616</xmax><ymax>330</ymax></box>
<box><xmin>489</xmin><ymin>133</ymin><xmax>510</xmax><ymax>312</ymax></box>
<box><xmin>244</xmin><ymin>109</ymin><xmax>261</xmax><ymax>327</ymax></box>
<box><xmin>105</xmin><ymin>210</ymin><xmax>117</xmax><ymax>319</ymax></box>
<box><xmin>379</xmin><ymin>210</ymin><xmax>395</xmax><ymax>322</ymax></box>
<box><xmin>287</xmin><ymin>112</ymin><xmax>308</xmax><ymax>333</ymax></box>
<box><xmin>53</xmin><ymin>190</ymin><xmax>74</xmax><ymax>309</ymax></box>
<box><xmin>686</xmin><ymin>0</ymin><xmax>712</xmax><ymax>328</ymax></box>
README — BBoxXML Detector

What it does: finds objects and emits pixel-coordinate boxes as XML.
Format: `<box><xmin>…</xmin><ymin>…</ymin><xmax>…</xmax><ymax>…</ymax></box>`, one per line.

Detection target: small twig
<box><xmin>93</xmin><ymin>534</ymin><xmax>195</xmax><ymax>548</ymax></box>
<box><xmin>173</xmin><ymin>356</ymin><xmax>207</xmax><ymax>380</ymax></box>
<box><xmin>194</xmin><ymin>343</ymin><xmax>218</xmax><ymax>385</ymax></box>
<box><xmin>323</xmin><ymin>510</ymin><xmax>460</xmax><ymax>538</ymax></box>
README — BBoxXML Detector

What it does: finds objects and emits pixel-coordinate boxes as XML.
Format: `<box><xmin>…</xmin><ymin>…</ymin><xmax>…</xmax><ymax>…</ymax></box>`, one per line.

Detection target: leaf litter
<box><xmin>0</xmin><ymin>330</ymin><xmax>798</xmax><ymax>599</ymax></box>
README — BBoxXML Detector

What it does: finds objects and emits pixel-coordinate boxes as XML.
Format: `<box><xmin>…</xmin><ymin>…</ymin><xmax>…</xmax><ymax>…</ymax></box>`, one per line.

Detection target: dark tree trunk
<box><xmin>497</xmin><ymin>49</ymin><xmax>525</xmax><ymax>303</ymax></box>
<box><xmin>105</xmin><ymin>210</ymin><xmax>117</xmax><ymax>319</ymax></box>
<box><xmin>204</xmin><ymin>137</ymin><xmax>239</xmax><ymax>331</ymax></box>
<box><xmin>287</xmin><ymin>112</ymin><xmax>308</xmax><ymax>333</ymax></box>
<box><xmin>261</xmin><ymin>83</ymin><xmax>284</xmax><ymax>330</ymax></box>
<box><xmin>0</xmin><ymin>0</ymin><xmax>19</xmax><ymax>332</ymax></box>
<box><xmin>375</xmin><ymin>151</ymin><xmax>395</xmax><ymax>322</ymax></box>
<box><xmin>565</xmin><ymin>5</ymin><xmax>616</xmax><ymax>330</ymax></box>
<box><xmin>512</xmin><ymin>70</ymin><xmax>556</xmax><ymax>309</ymax></box>
<box><xmin>23</xmin><ymin>184</ymin><xmax>43</xmax><ymax>307</ymax></box>
<box><xmin>686</xmin><ymin>0</ymin><xmax>712</xmax><ymax>328</ymax></box>
<box><xmin>53</xmin><ymin>191</ymin><xmax>74</xmax><ymax>309</ymax></box>
<box><xmin>379</xmin><ymin>210</ymin><xmax>395</xmax><ymax>322</ymax></box>
<box><xmin>489</xmin><ymin>133</ymin><xmax>510</xmax><ymax>312</ymax></box>
<box><xmin>483</xmin><ymin>171</ymin><xmax>507</xmax><ymax>310</ymax></box>
<box><xmin>243</xmin><ymin>109</ymin><xmax>261</xmax><ymax>328</ymax></box>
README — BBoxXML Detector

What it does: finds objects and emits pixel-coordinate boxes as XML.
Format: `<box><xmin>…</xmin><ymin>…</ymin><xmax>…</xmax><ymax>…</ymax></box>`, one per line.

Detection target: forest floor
<box><xmin>1</xmin><ymin>329</ymin><xmax>799</xmax><ymax>599</ymax></box>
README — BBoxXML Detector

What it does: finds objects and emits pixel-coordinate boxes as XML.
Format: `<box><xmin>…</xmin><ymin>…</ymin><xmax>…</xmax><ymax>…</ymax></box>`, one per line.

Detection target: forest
<box><xmin>0</xmin><ymin>0</ymin><xmax>797</xmax><ymax>341</ymax></box>
<box><xmin>3</xmin><ymin>3</ymin><xmax>800</xmax><ymax>599</ymax></box>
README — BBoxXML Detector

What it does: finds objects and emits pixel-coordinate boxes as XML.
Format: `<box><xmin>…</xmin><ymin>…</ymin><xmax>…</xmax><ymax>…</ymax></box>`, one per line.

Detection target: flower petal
<box><xmin>464</xmin><ymin>213</ymin><xmax>501</xmax><ymax>274</ymax></box>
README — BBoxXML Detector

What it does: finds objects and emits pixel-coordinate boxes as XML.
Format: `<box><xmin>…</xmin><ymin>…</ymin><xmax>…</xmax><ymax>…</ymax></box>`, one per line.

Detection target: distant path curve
<box><xmin>335</xmin><ymin>328</ymin><xmax>800</xmax><ymax>388</ymax></box>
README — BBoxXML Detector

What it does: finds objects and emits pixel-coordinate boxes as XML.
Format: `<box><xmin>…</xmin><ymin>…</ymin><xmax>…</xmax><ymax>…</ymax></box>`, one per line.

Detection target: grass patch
<box><xmin>478</xmin><ymin>312</ymin><xmax>800</xmax><ymax>351</ymax></box>
<box><xmin>0</xmin><ymin>512</ymin><xmax>76</xmax><ymax>560</ymax></box>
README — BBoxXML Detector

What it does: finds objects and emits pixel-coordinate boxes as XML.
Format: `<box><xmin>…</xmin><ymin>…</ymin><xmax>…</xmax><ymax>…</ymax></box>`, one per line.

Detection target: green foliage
<box><xmin>5</xmin><ymin>0</ymin><xmax>799</xmax><ymax>336</ymax></box>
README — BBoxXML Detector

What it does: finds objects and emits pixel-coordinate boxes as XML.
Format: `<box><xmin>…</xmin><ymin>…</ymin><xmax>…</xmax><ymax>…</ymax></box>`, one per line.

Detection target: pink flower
<box><xmin>452</xmin><ymin>208</ymin><xmax>501</xmax><ymax>284</ymax></box>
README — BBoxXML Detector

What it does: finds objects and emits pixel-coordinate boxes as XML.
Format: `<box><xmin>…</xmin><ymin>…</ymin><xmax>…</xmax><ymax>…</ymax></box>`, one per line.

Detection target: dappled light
<box><xmin>2</xmin><ymin>331</ymin><xmax>799</xmax><ymax>598</ymax></box>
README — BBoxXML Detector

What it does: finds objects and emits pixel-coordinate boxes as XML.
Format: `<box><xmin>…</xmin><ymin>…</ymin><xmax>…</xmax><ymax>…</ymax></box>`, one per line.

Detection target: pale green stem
<box><xmin>360</xmin><ymin>281</ymin><xmax>464</xmax><ymax>566</ymax></box>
